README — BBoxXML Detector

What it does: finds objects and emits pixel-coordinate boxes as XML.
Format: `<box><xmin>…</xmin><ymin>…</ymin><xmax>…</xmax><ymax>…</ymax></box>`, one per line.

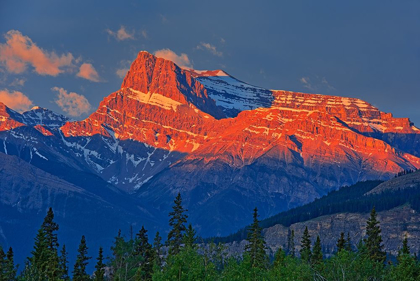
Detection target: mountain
<box><xmin>0</xmin><ymin>151</ymin><xmax>164</xmax><ymax>266</ymax></box>
<box><xmin>1</xmin><ymin>51</ymin><xmax>420</xmax><ymax>238</ymax></box>
<box><xmin>217</xmin><ymin>171</ymin><xmax>420</xmax><ymax>257</ymax></box>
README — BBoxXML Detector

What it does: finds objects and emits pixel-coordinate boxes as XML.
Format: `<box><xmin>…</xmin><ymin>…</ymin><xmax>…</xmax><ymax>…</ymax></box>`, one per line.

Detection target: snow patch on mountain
<box><xmin>126</xmin><ymin>88</ymin><xmax>183</xmax><ymax>112</ymax></box>
<box><xmin>196</xmin><ymin>75</ymin><xmax>274</xmax><ymax>117</ymax></box>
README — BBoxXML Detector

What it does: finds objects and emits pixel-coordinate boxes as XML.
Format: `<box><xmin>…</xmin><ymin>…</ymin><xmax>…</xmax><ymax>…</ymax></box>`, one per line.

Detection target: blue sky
<box><xmin>1</xmin><ymin>0</ymin><xmax>419</xmax><ymax>124</ymax></box>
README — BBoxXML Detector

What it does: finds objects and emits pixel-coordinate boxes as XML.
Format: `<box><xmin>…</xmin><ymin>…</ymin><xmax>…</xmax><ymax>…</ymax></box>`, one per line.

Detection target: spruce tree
<box><xmin>345</xmin><ymin>232</ymin><xmax>352</xmax><ymax>252</ymax></box>
<box><xmin>135</xmin><ymin>226</ymin><xmax>153</xmax><ymax>280</ymax></box>
<box><xmin>287</xmin><ymin>229</ymin><xmax>295</xmax><ymax>257</ymax></box>
<box><xmin>94</xmin><ymin>247</ymin><xmax>105</xmax><ymax>281</ymax></box>
<box><xmin>5</xmin><ymin>247</ymin><xmax>16</xmax><ymax>281</ymax></box>
<box><xmin>364</xmin><ymin>207</ymin><xmax>386</xmax><ymax>263</ymax></box>
<box><xmin>167</xmin><ymin>192</ymin><xmax>188</xmax><ymax>256</ymax></box>
<box><xmin>337</xmin><ymin>232</ymin><xmax>346</xmax><ymax>252</ymax></box>
<box><xmin>273</xmin><ymin>247</ymin><xmax>285</xmax><ymax>268</ymax></box>
<box><xmin>183</xmin><ymin>224</ymin><xmax>197</xmax><ymax>249</ymax></box>
<box><xmin>399</xmin><ymin>236</ymin><xmax>410</xmax><ymax>256</ymax></box>
<box><xmin>73</xmin><ymin>235</ymin><xmax>91</xmax><ymax>281</ymax></box>
<box><xmin>244</xmin><ymin>207</ymin><xmax>268</xmax><ymax>269</ymax></box>
<box><xmin>311</xmin><ymin>236</ymin><xmax>323</xmax><ymax>265</ymax></box>
<box><xmin>59</xmin><ymin>245</ymin><xmax>70</xmax><ymax>281</ymax></box>
<box><xmin>300</xmin><ymin>226</ymin><xmax>311</xmax><ymax>263</ymax></box>
<box><xmin>153</xmin><ymin>231</ymin><xmax>163</xmax><ymax>268</ymax></box>
<box><xmin>0</xmin><ymin>246</ymin><xmax>6</xmax><ymax>281</ymax></box>
<box><xmin>30</xmin><ymin>207</ymin><xmax>60</xmax><ymax>280</ymax></box>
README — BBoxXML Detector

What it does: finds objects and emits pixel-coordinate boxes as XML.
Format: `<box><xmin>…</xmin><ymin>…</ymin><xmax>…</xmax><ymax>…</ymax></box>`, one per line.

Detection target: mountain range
<box><xmin>1</xmin><ymin>51</ymin><xmax>420</xmax><ymax>262</ymax></box>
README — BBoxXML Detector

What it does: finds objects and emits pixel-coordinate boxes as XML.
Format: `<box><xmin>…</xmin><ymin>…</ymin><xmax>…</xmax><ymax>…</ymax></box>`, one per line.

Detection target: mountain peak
<box><xmin>120</xmin><ymin>51</ymin><xmax>225</xmax><ymax>118</ymax></box>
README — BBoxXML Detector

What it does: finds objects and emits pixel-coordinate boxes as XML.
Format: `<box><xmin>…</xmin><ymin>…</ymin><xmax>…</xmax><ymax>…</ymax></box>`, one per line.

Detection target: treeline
<box><xmin>212</xmin><ymin>180</ymin><xmax>420</xmax><ymax>244</ymax></box>
<box><xmin>395</xmin><ymin>168</ymin><xmax>418</xmax><ymax>178</ymax></box>
<box><xmin>1</xmin><ymin>194</ymin><xmax>420</xmax><ymax>280</ymax></box>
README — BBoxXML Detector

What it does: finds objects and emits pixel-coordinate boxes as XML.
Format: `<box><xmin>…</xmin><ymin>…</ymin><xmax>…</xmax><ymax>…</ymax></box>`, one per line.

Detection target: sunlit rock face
<box><xmin>1</xmin><ymin>51</ymin><xmax>420</xmax><ymax>236</ymax></box>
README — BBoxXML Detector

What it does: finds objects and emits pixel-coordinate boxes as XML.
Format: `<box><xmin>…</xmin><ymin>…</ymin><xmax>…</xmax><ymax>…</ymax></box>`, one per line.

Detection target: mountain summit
<box><xmin>1</xmin><ymin>50</ymin><xmax>420</xmax><ymax>236</ymax></box>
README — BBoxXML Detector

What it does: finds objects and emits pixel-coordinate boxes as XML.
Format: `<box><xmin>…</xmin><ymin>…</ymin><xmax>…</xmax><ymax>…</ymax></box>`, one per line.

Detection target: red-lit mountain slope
<box><xmin>1</xmin><ymin>51</ymin><xmax>419</xmax><ymax>235</ymax></box>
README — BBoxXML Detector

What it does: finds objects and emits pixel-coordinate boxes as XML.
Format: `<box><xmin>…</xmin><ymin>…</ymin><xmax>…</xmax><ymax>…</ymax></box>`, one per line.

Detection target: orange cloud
<box><xmin>106</xmin><ymin>26</ymin><xmax>135</xmax><ymax>41</ymax></box>
<box><xmin>197</xmin><ymin>42</ymin><xmax>223</xmax><ymax>57</ymax></box>
<box><xmin>154</xmin><ymin>49</ymin><xmax>192</xmax><ymax>68</ymax></box>
<box><xmin>0</xmin><ymin>30</ymin><xmax>74</xmax><ymax>76</ymax></box>
<box><xmin>52</xmin><ymin>87</ymin><xmax>91</xmax><ymax>117</ymax></box>
<box><xmin>77</xmin><ymin>63</ymin><xmax>101</xmax><ymax>82</ymax></box>
<box><xmin>0</xmin><ymin>89</ymin><xmax>33</xmax><ymax>112</ymax></box>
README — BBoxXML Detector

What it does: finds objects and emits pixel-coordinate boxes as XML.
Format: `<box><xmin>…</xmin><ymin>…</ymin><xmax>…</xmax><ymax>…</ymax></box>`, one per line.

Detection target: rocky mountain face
<box><xmin>226</xmin><ymin>206</ymin><xmax>420</xmax><ymax>258</ymax></box>
<box><xmin>0</xmin><ymin>152</ymin><xmax>164</xmax><ymax>266</ymax></box>
<box><xmin>1</xmin><ymin>51</ymin><xmax>420</xmax><ymax>237</ymax></box>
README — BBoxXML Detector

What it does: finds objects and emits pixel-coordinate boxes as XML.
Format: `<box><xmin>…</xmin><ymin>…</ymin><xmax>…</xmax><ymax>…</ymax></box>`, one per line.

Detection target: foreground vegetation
<box><xmin>1</xmin><ymin>193</ymin><xmax>419</xmax><ymax>280</ymax></box>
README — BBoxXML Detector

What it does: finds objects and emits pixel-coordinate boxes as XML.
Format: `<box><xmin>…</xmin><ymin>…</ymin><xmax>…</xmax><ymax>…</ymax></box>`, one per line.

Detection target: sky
<box><xmin>0</xmin><ymin>0</ymin><xmax>419</xmax><ymax>125</ymax></box>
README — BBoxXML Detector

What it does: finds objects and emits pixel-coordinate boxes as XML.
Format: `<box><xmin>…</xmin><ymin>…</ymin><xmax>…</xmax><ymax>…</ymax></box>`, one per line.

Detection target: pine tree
<box><xmin>311</xmin><ymin>236</ymin><xmax>323</xmax><ymax>265</ymax></box>
<box><xmin>5</xmin><ymin>247</ymin><xmax>16</xmax><ymax>280</ymax></box>
<box><xmin>153</xmin><ymin>231</ymin><xmax>163</xmax><ymax>268</ymax></box>
<box><xmin>0</xmin><ymin>246</ymin><xmax>6</xmax><ymax>281</ymax></box>
<box><xmin>273</xmin><ymin>247</ymin><xmax>285</xmax><ymax>268</ymax></box>
<box><xmin>345</xmin><ymin>232</ymin><xmax>352</xmax><ymax>252</ymax></box>
<box><xmin>183</xmin><ymin>224</ymin><xmax>197</xmax><ymax>249</ymax></box>
<box><xmin>337</xmin><ymin>232</ymin><xmax>346</xmax><ymax>252</ymax></box>
<box><xmin>364</xmin><ymin>207</ymin><xmax>386</xmax><ymax>263</ymax></box>
<box><xmin>287</xmin><ymin>229</ymin><xmax>295</xmax><ymax>257</ymax></box>
<box><xmin>94</xmin><ymin>247</ymin><xmax>105</xmax><ymax>281</ymax></box>
<box><xmin>59</xmin><ymin>245</ymin><xmax>70</xmax><ymax>281</ymax></box>
<box><xmin>244</xmin><ymin>207</ymin><xmax>268</xmax><ymax>269</ymax></box>
<box><xmin>167</xmin><ymin>192</ymin><xmax>188</xmax><ymax>256</ymax></box>
<box><xmin>73</xmin><ymin>235</ymin><xmax>91</xmax><ymax>281</ymax></box>
<box><xmin>300</xmin><ymin>226</ymin><xmax>311</xmax><ymax>263</ymax></box>
<box><xmin>135</xmin><ymin>226</ymin><xmax>153</xmax><ymax>280</ymax></box>
<box><xmin>399</xmin><ymin>236</ymin><xmax>410</xmax><ymax>256</ymax></box>
<box><xmin>29</xmin><ymin>207</ymin><xmax>60</xmax><ymax>280</ymax></box>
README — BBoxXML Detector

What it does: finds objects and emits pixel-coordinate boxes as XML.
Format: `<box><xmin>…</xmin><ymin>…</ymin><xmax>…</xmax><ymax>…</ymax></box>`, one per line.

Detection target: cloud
<box><xmin>116</xmin><ymin>68</ymin><xmax>129</xmax><ymax>79</ymax></box>
<box><xmin>0</xmin><ymin>89</ymin><xmax>33</xmax><ymax>112</ymax></box>
<box><xmin>154</xmin><ymin>49</ymin><xmax>192</xmax><ymax>68</ymax></box>
<box><xmin>9</xmin><ymin>78</ymin><xmax>26</xmax><ymax>87</ymax></box>
<box><xmin>0</xmin><ymin>30</ymin><xmax>74</xmax><ymax>76</ymax></box>
<box><xmin>52</xmin><ymin>87</ymin><xmax>91</xmax><ymax>117</ymax></box>
<box><xmin>141</xmin><ymin>30</ymin><xmax>148</xmax><ymax>39</ymax></box>
<box><xmin>197</xmin><ymin>42</ymin><xmax>223</xmax><ymax>57</ymax></box>
<box><xmin>106</xmin><ymin>26</ymin><xmax>135</xmax><ymax>41</ymax></box>
<box><xmin>300</xmin><ymin>76</ymin><xmax>336</xmax><ymax>92</ymax></box>
<box><xmin>159</xmin><ymin>14</ymin><xmax>168</xmax><ymax>24</ymax></box>
<box><xmin>77</xmin><ymin>63</ymin><xmax>101</xmax><ymax>82</ymax></box>
<box><xmin>115</xmin><ymin>59</ymin><xmax>131</xmax><ymax>79</ymax></box>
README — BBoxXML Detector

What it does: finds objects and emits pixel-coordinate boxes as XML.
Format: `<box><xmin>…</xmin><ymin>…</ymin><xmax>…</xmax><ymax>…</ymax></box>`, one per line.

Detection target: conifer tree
<box><xmin>364</xmin><ymin>207</ymin><xmax>386</xmax><ymax>263</ymax></box>
<box><xmin>0</xmin><ymin>246</ymin><xmax>6</xmax><ymax>280</ymax></box>
<box><xmin>300</xmin><ymin>226</ymin><xmax>311</xmax><ymax>263</ymax></box>
<box><xmin>153</xmin><ymin>231</ymin><xmax>163</xmax><ymax>268</ymax></box>
<box><xmin>59</xmin><ymin>245</ymin><xmax>70</xmax><ymax>281</ymax></box>
<box><xmin>5</xmin><ymin>247</ymin><xmax>16</xmax><ymax>281</ymax></box>
<box><xmin>183</xmin><ymin>224</ymin><xmax>197</xmax><ymax>249</ymax></box>
<box><xmin>399</xmin><ymin>236</ymin><xmax>410</xmax><ymax>257</ymax></box>
<box><xmin>94</xmin><ymin>247</ymin><xmax>105</xmax><ymax>281</ymax></box>
<box><xmin>273</xmin><ymin>247</ymin><xmax>285</xmax><ymax>268</ymax></box>
<box><xmin>311</xmin><ymin>236</ymin><xmax>323</xmax><ymax>265</ymax></box>
<box><xmin>73</xmin><ymin>235</ymin><xmax>91</xmax><ymax>281</ymax></box>
<box><xmin>167</xmin><ymin>192</ymin><xmax>188</xmax><ymax>256</ymax></box>
<box><xmin>337</xmin><ymin>232</ymin><xmax>346</xmax><ymax>252</ymax></box>
<box><xmin>245</xmin><ymin>208</ymin><xmax>268</xmax><ymax>269</ymax></box>
<box><xmin>345</xmin><ymin>232</ymin><xmax>352</xmax><ymax>252</ymax></box>
<box><xmin>135</xmin><ymin>226</ymin><xmax>153</xmax><ymax>280</ymax></box>
<box><xmin>287</xmin><ymin>229</ymin><xmax>295</xmax><ymax>257</ymax></box>
<box><xmin>30</xmin><ymin>207</ymin><xmax>60</xmax><ymax>279</ymax></box>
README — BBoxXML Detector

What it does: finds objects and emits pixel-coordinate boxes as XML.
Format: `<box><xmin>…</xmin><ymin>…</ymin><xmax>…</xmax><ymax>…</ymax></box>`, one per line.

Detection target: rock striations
<box><xmin>1</xmin><ymin>51</ymin><xmax>420</xmax><ymax>236</ymax></box>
